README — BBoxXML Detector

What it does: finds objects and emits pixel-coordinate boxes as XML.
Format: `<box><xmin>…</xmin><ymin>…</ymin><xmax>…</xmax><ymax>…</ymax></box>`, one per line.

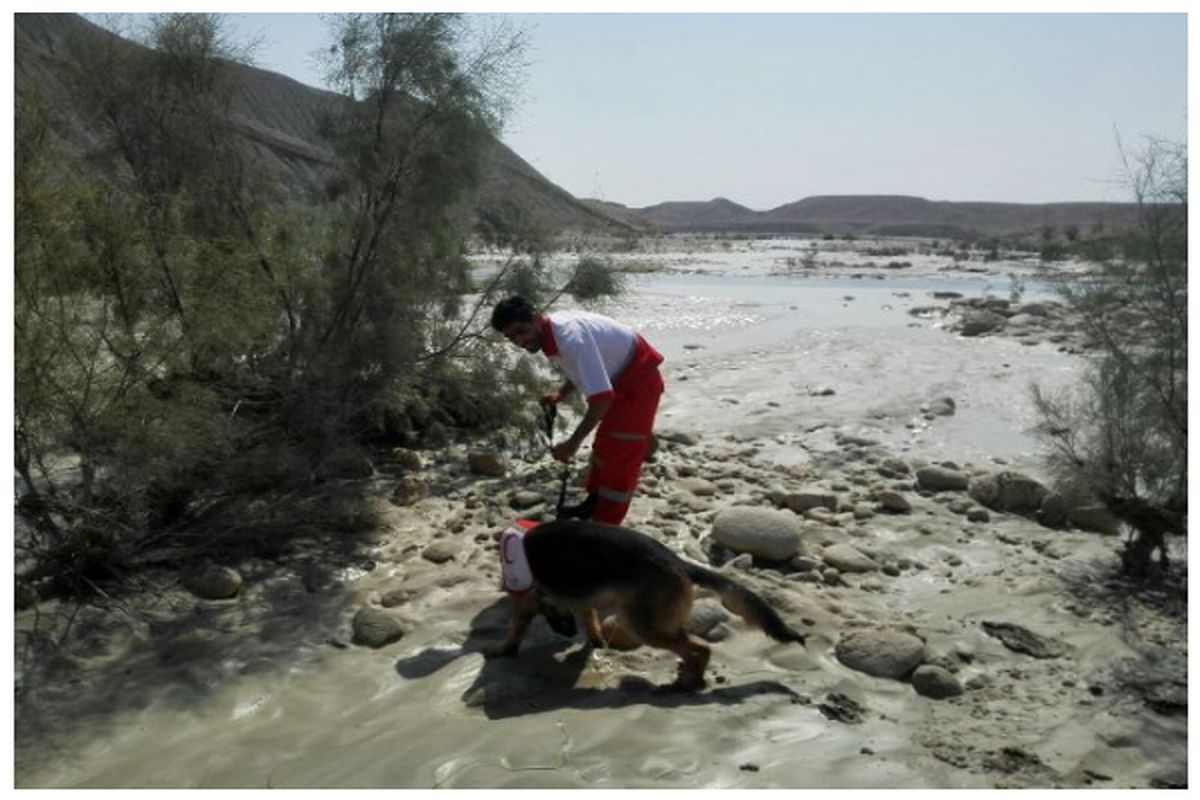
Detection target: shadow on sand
<box><xmin>394</xmin><ymin>597</ymin><xmax>801</xmax><ymax>720</ymax></box>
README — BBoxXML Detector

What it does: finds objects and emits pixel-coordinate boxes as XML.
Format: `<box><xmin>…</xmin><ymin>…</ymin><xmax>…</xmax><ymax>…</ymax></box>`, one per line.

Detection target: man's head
<box><xmin>491</xmin><ymin>295</ymin><xmax>542</xmax><ymax>354</ymax></box>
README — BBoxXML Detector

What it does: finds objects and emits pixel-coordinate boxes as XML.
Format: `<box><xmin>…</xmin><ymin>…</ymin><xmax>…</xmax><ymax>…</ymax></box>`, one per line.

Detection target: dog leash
<box><xmin>541</xmin><ymin>402</ymin><xmax>569</xmax><ymax>517</ymax></box>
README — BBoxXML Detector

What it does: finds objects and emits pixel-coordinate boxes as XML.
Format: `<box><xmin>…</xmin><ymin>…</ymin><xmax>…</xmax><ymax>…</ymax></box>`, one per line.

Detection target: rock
<box><xmin>959</xmin><ymin>310</ymin><xmax>1007</xmax><ymax>336</ymax></box>
<box><xmin>711</xmin><ymin>506</ymin><xmax>805</xmax><ymax>561</ymax></box>
<box><xmin>185</xmin><ymin>565</ymin><xmax>242</xmax><ymax>600</ymax></box>
<box><xmin>1037</xmin><ymin>492</ymin><xmax>1072</xmax><ymax>528</ymax></box>
<box><xmin>1016</xmin><ymin>301</ymin><xmax>1053</xmax><ymax>317</ymax></box>
<box><xmin>352</xmin><ymin>606</ymin><xmax>405</xmax><ymax>648</ymax></box>
<box><xmin>782</xmin><ymin>490</ymin><xmax>838</xmax><ymax>514</ymax></box>
<box><xmin>1067</xmin><ymin>504</ymin><xmax>1119</xmax><ymax>535</ymax></box>
<box><xmin>687</xmin><ymin>598</ymin><xmax>733</xmax><ymax>639</ymax></box>
<box><xmin>822</xmin><ymin>543</ymin><xmax>880</xmax><ymax>573</ymax></box>
<box><xmin>911</xmin><ymin>665</ymin><xmax>964</xmax><ymax>699</ymax></box>
<box><xmin>468</xmin><ymin>449</ymin><xmax>506</xmax><ymax>477</ymax></box>
<box><xmin>678</xmin><ymin>477</ymin><xmax>718</xmax><ymax>497</ymax></box>
<box><xmin>391</xmin><ymin>476</ymin><xmax>427</xmax><ymax>506</ymax></box>
<box><xmin>822</xmin><ymin>568</ymin><xmax>842</xmax><ymax>586</ymax></box>
<box><xmin>818</xmin><ymin>692</ymin><xmax>865</xmax><ymax>724</ymax></box>
<box><xmin>836</xmin><ymin>432</ymin><xmax>879</xmax><ymax>447</ymax></box>
<box><xmin>509</xmin><ymin>490</ymin><xmax>543</xmax><ymax>510</ymax></box>
<box><xmin>853</xmin><ymin>502</ymin><xmax>876</xmax><ymax>520</ymax></box>
<box><xmin>1006</xmin><ymin>312</ymin><xmax>1045</xmax><ymax>327</ymax></box>
<box><xmin>421</xmin><ymin>540</ymin><xmax>461</xmax><ymax>564</ymax></box>
<box><xmin>916</xmin><ymin>465</ymin><xmax>970</xmax><ymax>492</ymax></box>
<box><xmin>981</xmin><ymin>621</ymin><xmax>1069</xmax><ymax>659</ymax></box>
<box><xmin>965</xmin><ymin>673</ymin><xmax>992</xmax><ymax>690</ymax></box>
<box><xmin>948</xmin><ymin>498</ymin><xmax>974</xmax><ymax>515</ymax></box>
<box><xmin>876</xmin><ymin>489</ymin><xmax>912</xmax><ymax>513</ymax></box>
<box><xmin>380</xmin><ymin>588</ymin><xmax>412</xmax><ymax>608</ymax></box>
<box><xmin>882</xmin><ymin>457</ymin><xmax>911</xmax><ymax>475</ymax></box>
<box><xmin>968</xmin><ymin>471</ymin><xmax>1048</xmax><ymax>516</ymax></box>
<box><xmin>391</xmin><ymin>448</ymin><xmax>423</xmax><ymax>473</ymax></box>
<box><xmin>924</xmin><ymin>397</ymin><xmax>956</xmax><ymax>417</ymax></box>
<box><xmin>966</xmin><ymin>508</ymin><xmax>991</xmax><ymax>523</ymax></box>
<box><xmin>835</xmin><ymin>629</ymin><xmax>926</xmax><ymax>679</ymax></box>
<box><xmin>790</xmin><ymin>555</ymin><xmax>822</xmax><ymax>572</ymax></box>
<box><xmin>658</xmin><ymin>429</ymin><xmax>699</xmax><ymax>446</ymax></box>
<box><xmin>804</xmin><ymin>507</ymin><xmax>837</xmax><ymax>524</ymax></box>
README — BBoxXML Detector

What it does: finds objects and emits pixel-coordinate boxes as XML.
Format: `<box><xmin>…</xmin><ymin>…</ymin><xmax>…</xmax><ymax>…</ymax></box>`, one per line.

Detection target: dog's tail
<box><xmin>684</xmin><ymin>563</ymin><xmax>806</xmax><ymax>645</ymax></box>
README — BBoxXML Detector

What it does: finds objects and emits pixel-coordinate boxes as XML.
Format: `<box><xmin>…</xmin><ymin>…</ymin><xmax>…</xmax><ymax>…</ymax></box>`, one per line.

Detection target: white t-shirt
<box><xmin>546</xmin><ymin>310</ymin><xmax>637</xmax><ymax>400</ymax></box>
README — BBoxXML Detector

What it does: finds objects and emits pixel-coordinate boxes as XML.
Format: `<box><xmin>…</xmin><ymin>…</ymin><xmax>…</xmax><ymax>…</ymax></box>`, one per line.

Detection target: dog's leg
<box><xmin>600</xmin><ymin>616</ymin><xmax>643</xmax><ymax>651</ymax></box>
<box><xmin>657</xmin><ymin>632</ymin><xmax>711</xmax><ymax>692</ymax></box>
<box><xmin>622</xmin><ymin>621</ymin><xmax>710</xmax><ymax>691</ymax></box>
<box><xmin>624</xmin><ymin>578</ymin><xmax>709</xmax><ymax>690</ymax></box>
<box><xmin>483</xmin><ymin>591</ymin><xmax>539</xmax><ymax>658</ymax></box>
<box><xmin>584</xmin><ymin>608</ymin><xmax>606</xmax><ymax>648</ymax></box>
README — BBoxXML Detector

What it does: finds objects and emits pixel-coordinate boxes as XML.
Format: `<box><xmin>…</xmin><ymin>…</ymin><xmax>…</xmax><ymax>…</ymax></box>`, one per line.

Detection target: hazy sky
<box><xmin>86</xmin><ymin>10</ymin><xmax>1187</xmax><ymax>209</ymax></box>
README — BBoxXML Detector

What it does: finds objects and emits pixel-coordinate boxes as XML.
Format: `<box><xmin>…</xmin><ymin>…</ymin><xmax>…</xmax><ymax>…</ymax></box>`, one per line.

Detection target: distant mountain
<box><xmin>15</xmin><ymin>13</ymin><xmax>630</xmax><ymax>234</ymax></box>
<box><xmin>634</xmin><ymin>197</ymin><xmax>757</xmax><ymax>228</ymax></box>
<box><xmin>592</xmin><ymin>194</ymin><xmax>1141</xmax><ymax>239</ymax></box>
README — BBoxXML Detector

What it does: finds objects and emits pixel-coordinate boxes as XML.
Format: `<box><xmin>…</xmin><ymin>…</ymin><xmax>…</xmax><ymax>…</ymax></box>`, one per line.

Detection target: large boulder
<box><xmin>711</xmin><ymin>506</ymin><xmax>805</xmax><ymax>561</ymax></box>
<box><xmin>968</xmin><ymin>471</ymin><xmax>1048</xmax><ymax>516</ymax></box>
<box><xmin>916</xmin><ymin>465</ymin><xmax>970</xmax><ymax>492</ymax></box>
<box><xmin>835</xmin><ymin>629</ymin><xmax>926</xmax><ymax>680</ymax></box>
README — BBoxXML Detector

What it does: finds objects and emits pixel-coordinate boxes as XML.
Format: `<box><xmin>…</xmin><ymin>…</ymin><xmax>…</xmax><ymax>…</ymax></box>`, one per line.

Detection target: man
<box><xmin>491</xmin><ymin>296</ymin><xmax>664</xmax><ymax>525</ymax></box>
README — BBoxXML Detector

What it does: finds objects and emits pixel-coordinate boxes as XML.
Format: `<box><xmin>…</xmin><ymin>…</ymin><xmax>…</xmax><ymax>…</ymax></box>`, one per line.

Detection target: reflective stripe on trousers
<box><xmin>587</xmin><ymin>354</ymin><xmax>664</xmax><ymax>525</ymax></box>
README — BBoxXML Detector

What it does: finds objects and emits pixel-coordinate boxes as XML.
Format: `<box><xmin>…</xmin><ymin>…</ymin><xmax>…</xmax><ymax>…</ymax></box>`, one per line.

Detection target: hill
<box><xmin>15</xmin><ymin>13</ymin><xmax>630</xmax><ymax>234</ymax></box>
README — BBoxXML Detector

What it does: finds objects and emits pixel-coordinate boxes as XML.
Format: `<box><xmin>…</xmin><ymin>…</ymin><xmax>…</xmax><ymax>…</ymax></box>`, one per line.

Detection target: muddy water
<box><xmin>595</xmin><ymin>270</ymin><xmax>1078</xmax><ymax>477</ymax></box>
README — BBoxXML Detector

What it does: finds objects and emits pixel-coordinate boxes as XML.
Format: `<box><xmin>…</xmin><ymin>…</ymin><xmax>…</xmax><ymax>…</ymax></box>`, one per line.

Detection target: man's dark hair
<box><xmin>490</xmin><ymin>295</ymin><xmax>537</xmax><ymax>331</ymax></box>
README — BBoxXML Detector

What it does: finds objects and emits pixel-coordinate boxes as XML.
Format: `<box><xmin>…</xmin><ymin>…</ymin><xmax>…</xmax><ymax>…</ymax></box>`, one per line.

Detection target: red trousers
<box><xmin>587</xmin><ymin>337</ymin><xmax>664</xmax><ymax>525</ymax></box>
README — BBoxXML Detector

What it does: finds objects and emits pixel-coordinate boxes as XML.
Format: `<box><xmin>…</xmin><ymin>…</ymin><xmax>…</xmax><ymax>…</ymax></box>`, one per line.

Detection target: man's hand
<box><xmin>551</xmin><ymin>438</ymin><xmax>581</xmax><ymax>463</ymax></box>
<box><xmin>540</xmin><ymin>382</ymin><xmax>574</xmax><ymax>408</ymax></box>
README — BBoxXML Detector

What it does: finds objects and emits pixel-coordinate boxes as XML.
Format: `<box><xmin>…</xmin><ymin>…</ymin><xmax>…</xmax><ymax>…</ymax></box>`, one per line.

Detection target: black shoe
<box><xmin>557</xmin><ymin>492</ymin><xmax>598</xmax><ymax>521</ymax></box>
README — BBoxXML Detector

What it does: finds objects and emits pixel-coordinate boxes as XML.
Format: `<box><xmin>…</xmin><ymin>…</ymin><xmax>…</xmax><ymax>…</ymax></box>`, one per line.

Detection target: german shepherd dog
<box><xmin>485</xmin><ymin>519</ymin><xmax>806</xmax><ymax>691</ymax></box>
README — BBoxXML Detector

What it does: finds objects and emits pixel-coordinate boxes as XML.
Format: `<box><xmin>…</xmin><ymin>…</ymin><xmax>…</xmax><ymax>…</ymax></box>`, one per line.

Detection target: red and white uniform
<box><xmin>538</xmin><ymin>310</ymin><xmax>664</xmax><ymax>525</ymax></box>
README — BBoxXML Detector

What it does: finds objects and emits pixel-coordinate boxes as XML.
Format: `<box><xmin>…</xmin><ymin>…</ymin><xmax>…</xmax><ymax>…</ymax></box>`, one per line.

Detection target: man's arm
<box><xmin>551</xmin><ymin>394</ymin><xmax>612</xmax><ymax>463</ymax></box>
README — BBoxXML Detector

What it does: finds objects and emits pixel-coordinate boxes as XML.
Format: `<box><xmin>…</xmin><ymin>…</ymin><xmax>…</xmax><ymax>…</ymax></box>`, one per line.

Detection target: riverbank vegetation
<box><xmin>14</xmin><ymin>13</ymin><xmax>613</xmax><ymax>602</ymax></box>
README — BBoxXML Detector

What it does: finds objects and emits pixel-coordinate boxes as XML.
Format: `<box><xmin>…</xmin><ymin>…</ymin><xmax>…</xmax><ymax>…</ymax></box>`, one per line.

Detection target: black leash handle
<box><xmin>541</xmin><ymin>402</ymin><xmax>569</xmax><ymax>516</ymax></box>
